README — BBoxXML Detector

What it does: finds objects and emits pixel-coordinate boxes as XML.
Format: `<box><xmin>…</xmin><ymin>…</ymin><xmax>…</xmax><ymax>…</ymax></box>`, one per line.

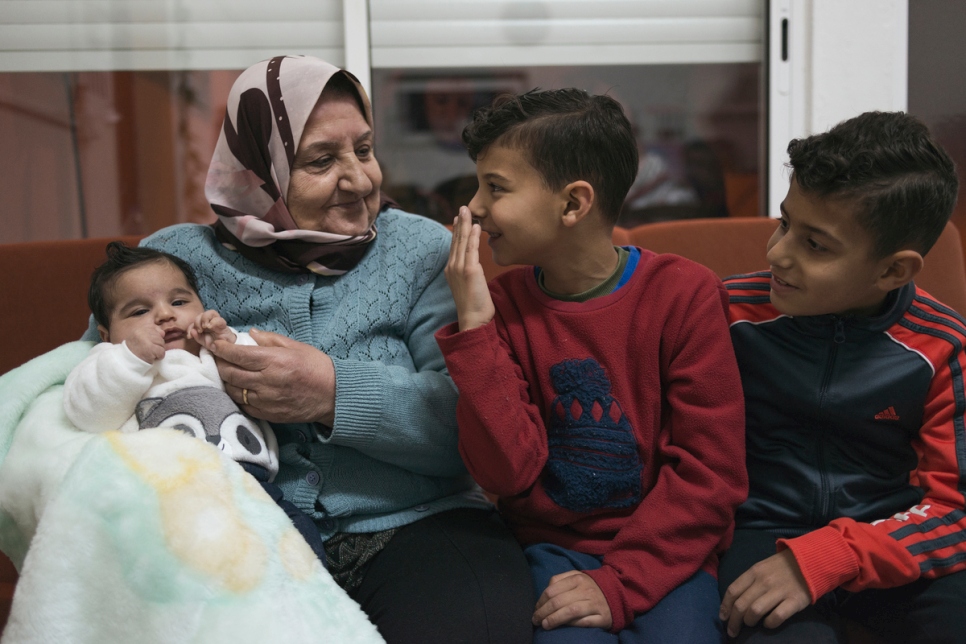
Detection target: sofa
<box><xmin>0</xmin><ymin>218</ymin><xmax>964</xmax><ymax>636</ymax></box>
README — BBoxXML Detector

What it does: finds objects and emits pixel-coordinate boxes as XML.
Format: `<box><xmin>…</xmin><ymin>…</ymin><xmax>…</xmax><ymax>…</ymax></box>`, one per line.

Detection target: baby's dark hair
<box><xmin>787</xmin><ymin>111</ymin><xmax>958</xmax><ymax>258</ymax></box>
<box><xmin>462</xmin><ymin>88</ymin><xmax>639</xmax><ymax>224</ymax></box>
<box><xmin>89</xmin><ymin>242</ymin><xmax>200</xmax><ymax>328</ymax></box>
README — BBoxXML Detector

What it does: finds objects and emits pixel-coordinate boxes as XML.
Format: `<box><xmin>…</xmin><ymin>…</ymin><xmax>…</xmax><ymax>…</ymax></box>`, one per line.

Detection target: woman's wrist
<box><xmin>313</xmin><ymin>353</ymin><xmax>337</xmax><ymax>426</ymax></box>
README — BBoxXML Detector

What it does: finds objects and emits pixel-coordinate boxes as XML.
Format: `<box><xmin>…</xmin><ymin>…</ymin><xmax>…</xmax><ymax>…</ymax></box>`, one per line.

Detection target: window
<box><xmin>908</xmin><ymin>0</ymin><xmax>966</xmax><ymax>239</ymax></box>
<box><xmin>0</xmin><ymin>0</ymin><xmax>764</xmax><ymax>243</ymax></box>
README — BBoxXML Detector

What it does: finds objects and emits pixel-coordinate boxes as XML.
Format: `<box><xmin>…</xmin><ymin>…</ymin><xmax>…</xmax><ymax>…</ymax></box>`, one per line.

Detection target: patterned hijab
<box><xmin>206</xmin><ymin>55</ymin><xmax>385</xmax><ymax>275</ymax></box>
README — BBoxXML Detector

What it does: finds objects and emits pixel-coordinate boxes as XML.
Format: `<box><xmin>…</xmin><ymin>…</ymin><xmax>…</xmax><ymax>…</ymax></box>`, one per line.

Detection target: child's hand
<box><xmin>189</xmin><ymin>310</ymin><xmax>236</xmax><ymax>349</ymax></box>
<box><xmin>718</xmin><ymin>549</ymin><xmax>811</xmax><ymax>638</ymax></box>
<box><xmin>532</xmin><ymin>570</ymin><xmax>613</xmax><ymax>631</ymax></box>
<box><xmin>445</xmin><ymin>206</ymin><xmax>495</xmax><ymax>332</ymax></box>
<box><xmin>126</xmin><ymin>325</ymin><xmax>166</xmax><ymax>363</ymax></box>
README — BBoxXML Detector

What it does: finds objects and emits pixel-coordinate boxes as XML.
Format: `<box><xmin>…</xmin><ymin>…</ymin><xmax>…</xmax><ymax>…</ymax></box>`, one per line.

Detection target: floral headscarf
<box><xmin>206</xmin><ymin>55</ymin><xmax>386</xmax><ymax>275</ymax></box>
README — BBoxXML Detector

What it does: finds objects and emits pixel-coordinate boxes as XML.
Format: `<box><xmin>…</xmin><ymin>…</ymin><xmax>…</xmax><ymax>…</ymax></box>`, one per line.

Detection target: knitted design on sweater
<box><xmin>144</xmin><ymin>215</ymin><xmax>442</xmax><ymax>363</ymax></box>
<box><xmin>135</xmin><ymin>213</ymin><xmax>481</xmax><ymax>534</ymax></box>
<box><xmin>545</xmin><ymin>358</ymin><xmax>643</xmax><ymax>512</ymax></box>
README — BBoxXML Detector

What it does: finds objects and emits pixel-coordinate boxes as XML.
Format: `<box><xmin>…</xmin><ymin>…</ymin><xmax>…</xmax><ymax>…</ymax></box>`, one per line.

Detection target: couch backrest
<box><xmin>3</xmin><ymin>220</ymin><xmax>965</xmax><ymax>375</ymax></box>
<box><xmin>0</xmin><ymin>235</ymin><xmax>142</xmax><ymax>375</ymax></box>
<box><xmin>618</xmin><ymin>218</ymin><xmax>966</xmax><ymax>318</ymax></box>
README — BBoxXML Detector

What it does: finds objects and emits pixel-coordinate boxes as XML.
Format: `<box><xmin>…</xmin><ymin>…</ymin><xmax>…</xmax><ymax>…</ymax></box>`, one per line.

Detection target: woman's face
<box><xmin>287</xmin><ymin>92</ymin><xmax>383</xmax><ymax>235</ymax></box>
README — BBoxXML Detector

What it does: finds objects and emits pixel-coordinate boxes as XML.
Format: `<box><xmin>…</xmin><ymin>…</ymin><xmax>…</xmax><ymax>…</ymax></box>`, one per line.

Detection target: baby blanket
<box><xmin>0</xmin><ymin>341</ymin><xmax>384</xmax><ymax>644</ymax></box>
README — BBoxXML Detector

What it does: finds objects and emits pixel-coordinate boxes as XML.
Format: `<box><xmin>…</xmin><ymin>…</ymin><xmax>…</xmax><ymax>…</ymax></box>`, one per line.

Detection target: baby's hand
<box><xmin>127</xmin><ymin>325</ymin><xmax>166</xmax><ymax>363</ymax></box>
<box><xmin>445</xmin><ymin>206</ymin><xmax>495</xmax><ymax>332</ymax></box>
<box><xmin>190</xmin><ymin>310</ymin><xmax>236</xmax><ymax>349</ymax></box>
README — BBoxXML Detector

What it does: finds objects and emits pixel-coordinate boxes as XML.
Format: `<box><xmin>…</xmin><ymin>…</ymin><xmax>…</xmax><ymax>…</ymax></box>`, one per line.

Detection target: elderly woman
<box><xmin>128</xmin><ymin>56</ymin><xmax>532</xmax><ymax>642</ymax></box>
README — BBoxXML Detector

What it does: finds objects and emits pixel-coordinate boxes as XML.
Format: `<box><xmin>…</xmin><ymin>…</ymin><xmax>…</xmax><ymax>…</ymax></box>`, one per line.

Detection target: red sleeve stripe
<box><xmin>724</xmin><ymin>272</ymin><xmax>771</xmax><ymax>295</ymax></box>
<box><xmin>906</xmin><ymin>528</ymin><xmax>966</xmax><ymax>555</ymax></box>
<box><xmin>724</xmin><ymin>270</ymin><xmax>771</xmax><ymax>283</ymax></box>
<box><xmin>891</xmin><ymin>509</ymin><xmax>966</xmax><ymax>540</ymax></box>
<box><xmin>725</xmin><ymin>273</ymin><xmax>778</xmax><ymax>321</ymax></box>
<box><xmin>918</xmin><ymin>551</ymin><xmax>966</xmax><ymax>574</ymax></box>
<box><xmin>912</xmin><ymin>294</ymin><xmax>966</xmax><ymax>339</ymax></box>
<box><xmin>895</xmin><ymin>316</ymin><xmax>966</xmax><ymax>506</ymax></box>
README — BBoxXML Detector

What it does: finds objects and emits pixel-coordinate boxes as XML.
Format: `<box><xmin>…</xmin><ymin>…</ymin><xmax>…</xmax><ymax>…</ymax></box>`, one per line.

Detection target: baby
<box><xmin>65</xmin><ymin>241</ymin><xmax>325</xmax><ymax>564</ymax></box>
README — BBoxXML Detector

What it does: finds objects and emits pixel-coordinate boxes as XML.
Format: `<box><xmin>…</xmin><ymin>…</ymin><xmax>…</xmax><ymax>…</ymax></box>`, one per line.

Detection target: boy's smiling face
<box><xmin>767</xmin><ymin>179</ymin><xmax>895</xmax><ymax>318</ymax></box>
<box><xmin>467</xmin><ymin>142</ymin><xmax>569</xmax><ymax>267</ymax></box>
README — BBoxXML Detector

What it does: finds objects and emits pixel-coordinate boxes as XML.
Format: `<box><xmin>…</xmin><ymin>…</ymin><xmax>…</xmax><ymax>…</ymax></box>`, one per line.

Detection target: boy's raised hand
<box><xmin>127</xmin><ymin>325</ymin><xmax>166</xmax><ymax>363</ymax></box>
<box><xmin>532</xmin><ymin>570</ymin><xmax>613</xmax><ymax>631</ymax></box>
<box><xmin>719</xmin><ymin>549</ymin><xmax>811</xmax><ymax>638</ymax></box>
<box><xmin>445</xmin><ymin>206</ymin><xmax>495</xmax><ymax>332</ymax></box>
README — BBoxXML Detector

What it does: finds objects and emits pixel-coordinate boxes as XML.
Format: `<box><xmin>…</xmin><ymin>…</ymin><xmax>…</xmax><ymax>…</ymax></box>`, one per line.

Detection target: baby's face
<box><xmin>101</xmin><ymin>261</ymin><xmax>205</xmax><ymax>355</ymax></box>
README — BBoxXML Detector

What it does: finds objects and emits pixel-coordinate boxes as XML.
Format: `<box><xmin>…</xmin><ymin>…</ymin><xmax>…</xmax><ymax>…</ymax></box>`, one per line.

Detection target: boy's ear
<box><xmin>560</xmin><ymin>181</ymin><xmax>595</xmax><ymax>228</ymax></box>
<box><xmin>876</xmin><ymin>250</ymin><xmax>923</xmax><ymax>291</ymax></box>
<box><xmin>97</xmin><ymin>325</ymin><xmax>110</xmax><ymax>343</ymax></box>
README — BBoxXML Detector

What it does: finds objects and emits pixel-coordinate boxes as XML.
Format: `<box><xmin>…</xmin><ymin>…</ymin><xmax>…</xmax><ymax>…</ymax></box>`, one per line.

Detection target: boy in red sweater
<box><xmin>719</xmin><ymin>112</ymin><xmax>965</xmax><ymax>643</ymax></box>
<box><xmin>435</xmin><ymin>88</ymin><xmax>747</xmax><ymax>643</ymax></box>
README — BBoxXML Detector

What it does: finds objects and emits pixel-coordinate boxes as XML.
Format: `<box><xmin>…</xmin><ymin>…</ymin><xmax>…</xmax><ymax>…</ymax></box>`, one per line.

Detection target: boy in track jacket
<box><xmin>719</xmin><ymin>111</ymin><xmax>965</xmax><ymax>643</ymax></box>
<box><xmin>436</xmin><ymin>88</ymin><xmax>747</xmax><ymax>643</ymax></box>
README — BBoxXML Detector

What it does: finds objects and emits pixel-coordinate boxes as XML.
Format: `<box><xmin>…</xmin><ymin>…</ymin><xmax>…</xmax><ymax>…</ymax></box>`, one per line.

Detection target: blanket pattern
<box><xmin>0</xmin><ymin>342</ymin><xmax>383</xmax><ymax>643</ymax></box>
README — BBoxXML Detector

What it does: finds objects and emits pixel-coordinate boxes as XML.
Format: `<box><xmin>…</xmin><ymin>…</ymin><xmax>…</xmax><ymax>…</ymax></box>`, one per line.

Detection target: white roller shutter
<box><xmin>0</xmin><ymin>0</ymin><xmax>344</xmax><ymax>72</ymax></box>
<box><xmin>370</xmin><ymin>0</ymin><xmax>763</xmax><ymax>68</ymax></box>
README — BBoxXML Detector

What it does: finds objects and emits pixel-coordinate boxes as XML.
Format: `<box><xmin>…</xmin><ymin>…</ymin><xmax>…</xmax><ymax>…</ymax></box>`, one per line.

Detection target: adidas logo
<box><xmin>875</xmin><ymin>406</ymin><xmax>900</xmax><ymax>421</ymax></box>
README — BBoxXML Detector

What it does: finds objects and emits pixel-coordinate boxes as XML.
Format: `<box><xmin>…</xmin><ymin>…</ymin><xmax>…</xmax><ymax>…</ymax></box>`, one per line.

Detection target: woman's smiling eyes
<box><xmin>306</xmin><ymin>155</ymin><xmax>334</xmax><ymax>170</ymax></box>
<box><xmin>302</xmin><ymin>144</ymin><xmax>372</xmax><ymax>171</ymax></box>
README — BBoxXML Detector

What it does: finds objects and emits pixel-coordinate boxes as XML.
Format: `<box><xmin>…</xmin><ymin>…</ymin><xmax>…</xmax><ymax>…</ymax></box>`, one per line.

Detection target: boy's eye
<box><xmin>172</xmin><ymin>299</ymin><xmax>186</xmax><ymax>306</ymax></box>
<box><xmin>778</xmin><ymin>216</ymin><xmax>789</xmax><ymax>230</ymax></box>
<box><xmin>807</xmin><ymin>238</ymin><xmax>827</xmax><ymax>252</ymax></box>
<box><xmin>130</xmin><ymin>309</ymin><xmax>148</xmax><ymax>317</ymax></box>
<box><xmin>489</xmin><ymin>183</ymin><xmax>504</xmax><ymax>193</ymax></box>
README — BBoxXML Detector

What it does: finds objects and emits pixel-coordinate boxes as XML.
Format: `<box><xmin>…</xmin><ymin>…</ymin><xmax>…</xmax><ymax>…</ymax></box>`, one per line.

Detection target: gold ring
<box><xmin>242</xmin><ymin>388</ymin><xmax>249</xmax><ymax>406</ymax></box>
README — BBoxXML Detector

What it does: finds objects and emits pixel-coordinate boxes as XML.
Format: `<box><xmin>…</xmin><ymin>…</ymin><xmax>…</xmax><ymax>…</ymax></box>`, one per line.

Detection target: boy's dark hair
<box><xmin>787</xmin><ymin>111</ymin><xmax>959</xmax><ymax>258</ymax></box>
<box><xmin>462</xmin><ymin>88</ymin><xmax>639</xmax><ymax>224</ymax></box>
<box><xmin>89</xmin><ymin>242</ymin><xmax>200</xmax><ymax>328</ymax></box>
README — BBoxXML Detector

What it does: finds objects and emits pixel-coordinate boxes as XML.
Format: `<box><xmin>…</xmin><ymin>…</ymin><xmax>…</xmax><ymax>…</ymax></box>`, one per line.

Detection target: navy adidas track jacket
<box><xmin>726</xmin><ymin>272</ymin><xmax>966</xmax><ymax>600</ymax></box>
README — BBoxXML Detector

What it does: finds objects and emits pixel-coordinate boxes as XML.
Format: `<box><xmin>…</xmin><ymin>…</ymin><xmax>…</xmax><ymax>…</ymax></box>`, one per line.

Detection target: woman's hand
<box><xmin>446</xmin><ymin>206</ymin><xmax>495</xmax><ymax>332</ymax></box>
<box><xmin>209</xmin><ymin>328</ymin><xmax>336</xmax><ymax>425</ymax></box>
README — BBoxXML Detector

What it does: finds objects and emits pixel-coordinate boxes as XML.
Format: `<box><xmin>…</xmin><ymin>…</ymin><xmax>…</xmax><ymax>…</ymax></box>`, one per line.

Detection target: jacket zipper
<box><xmin>816</xmin><ymin>318</ymin><xmax>846</xmax><ymax>522</ymax></box>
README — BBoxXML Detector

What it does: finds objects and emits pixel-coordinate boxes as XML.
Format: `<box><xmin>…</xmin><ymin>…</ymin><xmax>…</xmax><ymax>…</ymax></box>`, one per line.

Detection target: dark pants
<box><xmin>349</xmin><ymin>507</ymin><xmax>534</xmax><ymax>644</ymax></box>
<box><xmin>526</xmin><ymin>543</ymin><xmax>723</xmax><ymax>644</ymax></box>
<box><xmin>718</xmin><ymin>529</ymin><xmax>966</xmax><ymax>643</ymax></box>
<box><xmin>240</xmin><ymin>462</ymin><xmax>327</xmax><ymax>567</ymax></box>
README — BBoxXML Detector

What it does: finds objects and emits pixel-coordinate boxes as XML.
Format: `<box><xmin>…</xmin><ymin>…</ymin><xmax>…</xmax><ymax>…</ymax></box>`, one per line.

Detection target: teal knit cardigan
<box><xmin>86</xmin><ymin>209</ymin><xmax>489</xmax><ymax>535</ymax></box>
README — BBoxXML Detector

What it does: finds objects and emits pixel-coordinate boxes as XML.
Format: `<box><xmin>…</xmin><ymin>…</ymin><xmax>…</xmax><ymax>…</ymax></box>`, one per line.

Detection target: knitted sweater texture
<box><xmin>102</xmin><ymin>210</ymin><xmax>488</xmax><ymax>536</ymax></box>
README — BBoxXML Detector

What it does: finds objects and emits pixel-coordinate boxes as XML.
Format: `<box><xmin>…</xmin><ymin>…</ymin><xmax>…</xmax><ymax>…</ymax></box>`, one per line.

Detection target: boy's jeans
<box><xmin>526</xmin><ymin>543</ymin><xmax>724</xmax><ymax>644</ymax></box>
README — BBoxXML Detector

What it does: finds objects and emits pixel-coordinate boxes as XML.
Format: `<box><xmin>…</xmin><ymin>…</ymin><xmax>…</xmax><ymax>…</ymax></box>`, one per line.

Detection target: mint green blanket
<box><xmin>0</xmin><ymin>342</ymin><xmax>383</xmax><ymax>643</ymax></box>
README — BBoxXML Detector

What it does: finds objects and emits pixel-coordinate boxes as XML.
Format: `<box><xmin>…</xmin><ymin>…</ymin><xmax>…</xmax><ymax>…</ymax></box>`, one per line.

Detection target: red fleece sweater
<box><xmin>436</xmin><ymin>250</ymin><xmax>747</xmax><ymax>631</ymax></box>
